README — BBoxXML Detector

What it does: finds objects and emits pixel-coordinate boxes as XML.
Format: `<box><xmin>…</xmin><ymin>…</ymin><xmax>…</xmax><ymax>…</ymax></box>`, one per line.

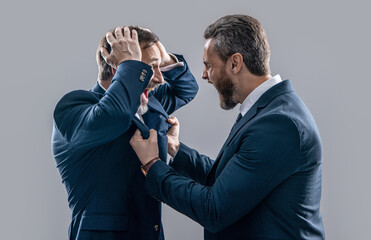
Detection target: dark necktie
<box><xmin>230</xmin><ymin>113</ymin><xmax>243</xmax><ymax>133</ymax></box>
<box><xmin>235</xmin><ymin>113</ymin><xmax>242</xmax><ymax>124</ymax></box>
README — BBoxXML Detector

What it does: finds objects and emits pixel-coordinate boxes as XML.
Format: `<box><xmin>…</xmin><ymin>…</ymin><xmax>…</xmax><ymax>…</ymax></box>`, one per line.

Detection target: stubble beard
<box><xmin>215</xmin><ymin>69</ymin><xmax>238</xmax><ymax>110</ymax></box>
<box><xmin>147</xmin><ymin>81</ymin><xmax>160</xmax><ymax>90</ymax></box>
<box><xmin>137</xmin><ymin>104</ymin><xmax>149</xmax><ymax>115</ymax></box>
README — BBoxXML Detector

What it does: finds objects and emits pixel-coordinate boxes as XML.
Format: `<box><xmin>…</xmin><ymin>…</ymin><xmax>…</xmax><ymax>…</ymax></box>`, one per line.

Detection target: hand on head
<box><xmin>155</xmin><ymin>41</ymin><xmax>176</xmax><ymax>67</ymax></box>
<box><xmin>100</xmin><ymin>26</ymin><xmax>142</xmax><ymax>69</ymax></box>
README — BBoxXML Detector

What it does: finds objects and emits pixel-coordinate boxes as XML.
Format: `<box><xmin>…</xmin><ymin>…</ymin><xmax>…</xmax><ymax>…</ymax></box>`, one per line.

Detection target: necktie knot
<box><xmin>229</xmin><ymin>113</ymin><xmax>243</xmax><ymax>134</ymax></box>
<box><xmin>235</xmin><ymin>113</ymin><xmax>242</xmax><ymax>124</ymax></box>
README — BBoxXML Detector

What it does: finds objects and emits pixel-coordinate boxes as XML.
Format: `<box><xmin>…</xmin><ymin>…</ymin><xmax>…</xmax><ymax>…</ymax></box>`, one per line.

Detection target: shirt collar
<box><xmin>239</xmin><ymin>74</ymin><xmax>282</xmax><ymax>116</ymax></box>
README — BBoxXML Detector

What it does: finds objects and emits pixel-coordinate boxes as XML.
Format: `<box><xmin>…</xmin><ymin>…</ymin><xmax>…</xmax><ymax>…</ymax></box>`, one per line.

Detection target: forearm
<box><xmin>54</xmin><ymin>61</ymin><xmax>152</xmax><ymax>149</ymax></box>
<box><xmin>99</xmin><ymin>60</ymin><xmax>152</xmax><ymax>119</ymax></box>
<box><xmin>145</xmin><ymin>115</ymin><xmax>302</xmax><ymax>233</ymax></box>
<box><xmin>153</xmin><ymin>55</ymin><xmax>198</xmax><ymax>114</ymax></box>
<box><xmin>169</xmin><ymin>143</ymin><xmax>214</xmax><ymax>184</ymax></box>
<box><xmin>146</xmin><ymin>161</ymin><xmax>231</xmax><ymax>233</ymax></box>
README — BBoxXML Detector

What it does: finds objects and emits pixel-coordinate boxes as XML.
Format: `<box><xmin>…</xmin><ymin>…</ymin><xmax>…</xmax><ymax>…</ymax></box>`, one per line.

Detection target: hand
<box><xmin>100</xmin><ymin>26</ymin><xmax>142</xmax><ymax>69</ymax></box>
<box><xmin>137</xmin><ymin>27</ymin><xmax>175</xmax><ymax>67</ymax></box>
<box><xmin>167</xmin><ymin>116</ymin><xmax>180</xmax><ymax>157</ymax></box>
<box><xmin>155</xmin><ymin>41</ymin><xmax>176</xmax><ymax>67</ymax></box>
<box><xmin>130</xmin><ymin>129</ymin><xmax>159</xmax><ymax>166</ymax></box>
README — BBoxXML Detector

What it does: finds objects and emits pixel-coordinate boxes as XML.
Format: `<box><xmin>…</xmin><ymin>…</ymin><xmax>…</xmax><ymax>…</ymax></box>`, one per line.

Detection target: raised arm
<box><xmin>53</xmin><ymin>27</ymin><xmax>151</xmax><ymax>150</ymax></box>
<box><xmin>151</xmin><ymin>42</ymin><xmax>198</xmax><ymax>114</ymax></box>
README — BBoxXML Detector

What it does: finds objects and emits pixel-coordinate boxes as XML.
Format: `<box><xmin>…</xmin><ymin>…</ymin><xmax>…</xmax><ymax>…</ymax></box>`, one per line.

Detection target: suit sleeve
<box><xmin>53</xmin><ymin>60</ymin><xmax>153</xmax><ymax>151</ymax></box>
<box><xmin>145</xmin><ymin>114</ymin><xmax>302</xmax><ymax>233</ymax></box>
<box><xmin>152</xmin><ymin>54</ymin><xmax>198</xmax><ymax>115</ymax></box>
<box><xmin>169</xmin><ymin>143</ymin><xmax>215</xmax><ymax>184</ymax></box>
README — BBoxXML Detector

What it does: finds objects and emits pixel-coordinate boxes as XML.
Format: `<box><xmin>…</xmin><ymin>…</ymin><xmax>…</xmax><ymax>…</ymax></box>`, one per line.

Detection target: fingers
<box><xmin>115</xmin><ymin>27</ymin><xmax>123</xmax><ymax>39</ymax></box>
<box><xmin>131</xmin><ymin>129</ymin><xmax>143</xmax><ymax>140</ymax></box>
<box><xmin>156</xmin><ymin>41</ymin><xmax>167</xmax><ymax>53</ymax></box>
<box><xmin>123</xmin><ymin>26</ymin><xmax>130</xmax><ymax>39</ymax></box>
<box><xmin>156</xmin><ymin>41</ymin><xmax>167</xmax><ymax>58</ymax></box>
<box><xmin>106</xmin><ymin>32</ymin><xmax>116</xmax><ymax>45</ymax></box>
<box><xmin>168</xmin><ymin>116</ymin><xmax>179</xmax><ymax>126</ymax></box>
<box><xmin>149</xmin><ymin>129</ymin><xmax>158</xmax><ymax>142</ymax></box>
<box><xmin>131</xmin><ymin>29</ymin><xmax>138</xmax><ymax>42</ymax></box>
<box><xmin>100</xmin><ymin>47</ymin><xmax>110</xmax><ymax>61</ymax></box>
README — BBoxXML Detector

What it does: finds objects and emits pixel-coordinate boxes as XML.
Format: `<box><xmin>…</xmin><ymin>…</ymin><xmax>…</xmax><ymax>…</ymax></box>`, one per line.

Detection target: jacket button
<box><xmin>154</xmin><ymin>224</ymin><xmax>159</xmax><ymax>232</ymax></box>
<box><xmin>139</xmin><ymin>70</ymin><xmax>147</xmax><ymax>82</ymax></box>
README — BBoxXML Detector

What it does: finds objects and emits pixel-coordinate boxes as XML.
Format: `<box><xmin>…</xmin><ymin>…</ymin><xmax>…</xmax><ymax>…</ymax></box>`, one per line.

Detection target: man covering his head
<box><xmin>52</xmin><ymin>25</ymin><xmax>198</xmax><ymax>240</ymax></box>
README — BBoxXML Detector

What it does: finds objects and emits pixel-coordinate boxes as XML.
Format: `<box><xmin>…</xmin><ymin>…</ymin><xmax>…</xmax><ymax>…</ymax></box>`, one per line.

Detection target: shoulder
<box><xmin>55</xmin><ymin>89</ymin><xmax>100</xmax><ymax>108</ymax></box>
<box><xmin>249</xmin><ymin>112</ymin><xmax>299</xmax><ymax>134</ymax></box>
<box><xmin>240</xmin><ymin>112</ymin><xmax>301</xmax><ymax>151</ymax></box>
<box><xmin>54</xmin><ymin>89</ymin><xmax>100</xmax><ymax>120</ymax></box>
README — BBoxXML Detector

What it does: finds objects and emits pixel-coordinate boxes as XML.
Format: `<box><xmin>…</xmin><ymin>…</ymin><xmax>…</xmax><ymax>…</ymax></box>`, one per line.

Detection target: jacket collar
<box><xmin>212</xmin><ymin>79</ymin><xmax>295</xmax><ymax>164</ymax></box>
<box><xmin>147</xmin><ymin>94</ymin><xmax>169</xmax><ymax>119</ymax></box>
<box><xmin>91</xmin><ymin>81</ymin><xmax>106</xmax><ymax>95</ymax></box>
<box><xmin>224</xmin><ymin>79</ymin><xmax>294</xmax><ymax>148</ymax></box>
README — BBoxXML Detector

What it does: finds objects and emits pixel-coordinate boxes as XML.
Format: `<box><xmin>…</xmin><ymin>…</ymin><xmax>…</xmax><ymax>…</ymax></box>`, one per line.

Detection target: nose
<box><xmin>201</xmin><ymin>68</ymin><xmax>208</xmax><ymax>80</ymax></box>
<box><xmin>152</xmin><ymin>66</ymin><xmax>164</xmax><ymax>84</ymax></box>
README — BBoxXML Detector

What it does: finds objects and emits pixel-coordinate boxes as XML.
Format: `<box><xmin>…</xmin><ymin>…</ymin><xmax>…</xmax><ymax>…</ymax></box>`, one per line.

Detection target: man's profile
<box><xmin>130</xmin><ymin>15</ymin><xmax>325</xmax><ymax>240</ymax></box>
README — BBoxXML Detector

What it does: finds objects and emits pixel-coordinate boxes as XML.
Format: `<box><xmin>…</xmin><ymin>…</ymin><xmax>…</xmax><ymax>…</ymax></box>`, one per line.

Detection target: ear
<box><xmin>229</xmin><ymin>53</ymin><xmax>243</xmax><ymax>74</ymax></box>
<box><xmin>111</xmin><ymin>67</ymin><xmax>117</xmax><ymax>76</ymax></box>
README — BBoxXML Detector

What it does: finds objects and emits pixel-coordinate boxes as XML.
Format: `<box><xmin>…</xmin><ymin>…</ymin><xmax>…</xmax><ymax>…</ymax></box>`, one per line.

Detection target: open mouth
<box><xmin>140</xmin><ymin>89</ymin><xmax>149</xmax><ymax>105</ymax></box>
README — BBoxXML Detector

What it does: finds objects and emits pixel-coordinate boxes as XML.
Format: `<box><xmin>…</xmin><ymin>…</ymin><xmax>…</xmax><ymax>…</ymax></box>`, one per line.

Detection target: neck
<box><xmin>98</xmin><ymin>78</ymin><xmax>112</xmax><ymax>90</ymax></box>
<box><xmin>237</xmin><ymin>73</ymin><xmax>272</xmax><ymax>103</ymax></box>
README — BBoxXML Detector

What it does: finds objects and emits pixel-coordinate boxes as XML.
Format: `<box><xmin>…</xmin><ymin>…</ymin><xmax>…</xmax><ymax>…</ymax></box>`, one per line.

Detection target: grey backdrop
<box><xmin>1</xmin><ymin>0</ymin><xmax>370</xmax><ymax>239</ymax></box>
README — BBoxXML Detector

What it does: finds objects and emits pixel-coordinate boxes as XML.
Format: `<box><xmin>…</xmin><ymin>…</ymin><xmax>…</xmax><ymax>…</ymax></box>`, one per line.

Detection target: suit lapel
<box><xmin>147</xmin><ymin>95</ymin><xmax>169</xmax><ymax>119</ymax></box>
<box><xmin>91</xmin><ymin>82</ymin><xmax>106</xmax><ymax>95</ymax></box>
<box><xmin>132</xmin><ymin>117</ymin><xmax>150</xmax><ymax>139</ymax></box>
<box><xmin>224</xmin><ymin>80</ymin><xmax>295</xmax><ymax>148</ymax></box>
<box><xmin>144</xmin><ymin>95</ymin><xmax>171</xmax><ymax>162</ymax></box>
<box><xmin>205</xmin><ymin>80</ymin><xmax>295</xmax><ymax>184</ymax></box>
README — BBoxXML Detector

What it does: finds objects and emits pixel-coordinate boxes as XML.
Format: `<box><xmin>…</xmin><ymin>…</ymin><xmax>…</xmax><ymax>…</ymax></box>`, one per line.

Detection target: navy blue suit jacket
<box><xmin>52</xmin><ymin>56</ymin><xmax>198</xmax><ymax>240</ymax></box>
<box><xmin>145</xmin><ymin>80</ymin><xmax>325</xmax><ymax>239</ymax></box>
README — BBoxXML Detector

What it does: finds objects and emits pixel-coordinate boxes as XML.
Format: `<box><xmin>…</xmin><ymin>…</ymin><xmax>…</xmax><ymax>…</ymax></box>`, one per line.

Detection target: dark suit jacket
<box><xmin>52</xmin><ymin>56</ymin><xmax>198</xmax><ymax>240</ymax></box>
<box><xmin>145</xmin><ymin>80</ymin><xmax>325</xmax><ymax>239</ymax></box>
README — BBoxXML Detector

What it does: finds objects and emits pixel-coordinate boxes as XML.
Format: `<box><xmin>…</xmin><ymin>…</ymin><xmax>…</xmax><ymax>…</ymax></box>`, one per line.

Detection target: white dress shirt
<box><xmin>239</xmin><ymin>74</ymin><xmax>282</xmax><ymax>117</ymax></box>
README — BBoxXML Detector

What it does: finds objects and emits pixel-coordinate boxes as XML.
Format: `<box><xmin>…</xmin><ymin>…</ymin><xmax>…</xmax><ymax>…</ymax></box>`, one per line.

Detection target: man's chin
<box><xmin>219</xmin><ymin>95</ymin><xmax>237</xmax><ymax>110</ymax></box>
<box><xmin>146</xmin><ymin>83</ymin><xmax>160</xmax><ymax>91</ymax></box>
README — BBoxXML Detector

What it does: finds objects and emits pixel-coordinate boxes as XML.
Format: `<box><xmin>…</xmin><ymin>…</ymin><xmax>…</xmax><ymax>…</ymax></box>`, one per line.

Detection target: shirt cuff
<box><xmin>167</xmin><ymin>142</ymin><xmax>181</xmax><ymax>165</ymax></box>
<box><xmin>160</xmin><ymin>54</ymin><xmax>184</xmax><ymax>72</ymax></box>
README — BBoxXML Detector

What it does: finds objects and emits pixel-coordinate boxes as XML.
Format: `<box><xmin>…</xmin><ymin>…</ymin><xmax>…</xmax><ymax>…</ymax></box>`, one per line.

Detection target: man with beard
<box><xmin>51</xmin><ymin>26</ymin><xmax>198</xmax><ymax>240</ymax></box>
<box><xmin>129</xmin><ymin>15</ymin><xmax>325</xmax><ymax>239</ymax></box>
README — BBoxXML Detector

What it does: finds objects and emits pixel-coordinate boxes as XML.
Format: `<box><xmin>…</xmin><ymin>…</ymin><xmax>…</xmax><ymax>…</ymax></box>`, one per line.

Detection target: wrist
<box><xmin>141</xmin><ymin>157</ymin><xmax>160</xmax><ymax>176</ymax></box>
<box><xmin>168</xmin><ymin>141</ymin><xmax>180</xmax><ymax>157</ymax></box>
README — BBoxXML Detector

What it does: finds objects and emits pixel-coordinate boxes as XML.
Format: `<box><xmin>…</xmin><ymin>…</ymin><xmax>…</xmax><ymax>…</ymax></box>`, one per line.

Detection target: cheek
<box><xmin>209</xmin><ymin>68</ymin><xmax>219</xmax><ymax>82</ymax></box>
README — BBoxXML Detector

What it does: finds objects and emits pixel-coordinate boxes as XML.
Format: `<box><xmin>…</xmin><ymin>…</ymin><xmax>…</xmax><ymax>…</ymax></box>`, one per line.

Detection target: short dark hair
<box><xmin>204</xmin><ymin>14</ymin><xmax>270</xmax><ymax>76</ymax></box>
<box><xmin>96</xmin><ymin>26</ymin><xmax>159</xmax><ymax>81</ymax></box>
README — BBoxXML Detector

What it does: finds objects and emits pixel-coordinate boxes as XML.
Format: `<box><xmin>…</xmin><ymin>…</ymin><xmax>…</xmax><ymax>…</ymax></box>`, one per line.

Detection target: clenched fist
<box><xmin>130</xmin><ymin>129</ymin><xmax>159</xmax><ymax>166</ymax></box>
